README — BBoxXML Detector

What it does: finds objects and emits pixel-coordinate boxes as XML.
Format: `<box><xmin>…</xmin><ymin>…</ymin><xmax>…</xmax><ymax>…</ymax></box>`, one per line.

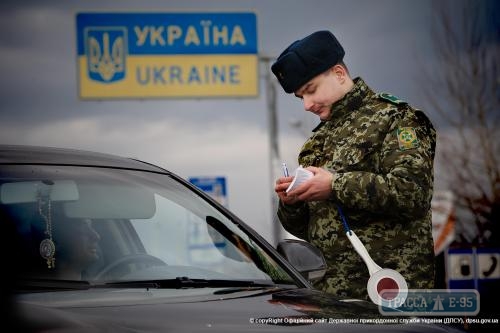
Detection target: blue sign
<box><xmin>189</xmin><ymin>176</ymin><xmax>227</xmax><ymax>207</ymax></box>
<box><xmin>187</xmin><ymin>176</ymin><xmax>228</xmax><ymax>266</ymax></box>
<box><xmin>447</xmin><ymin>247</ymin><xmax>500</xmax><ymax>292</ymax></box>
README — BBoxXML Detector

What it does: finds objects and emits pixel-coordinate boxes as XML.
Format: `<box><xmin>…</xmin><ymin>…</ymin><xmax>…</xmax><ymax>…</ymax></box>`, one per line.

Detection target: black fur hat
<box><xmin>271</xmin><ymin>30</ymin><xmax>345</xmax><ymax>93</ymax></box>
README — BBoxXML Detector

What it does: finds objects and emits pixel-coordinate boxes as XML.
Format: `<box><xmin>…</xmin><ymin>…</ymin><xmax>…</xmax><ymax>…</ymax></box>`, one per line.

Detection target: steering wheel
<box><xmin>95</xmin><ymin>253</ymin><xmax>167</xmax><ymax>280</ymax></box>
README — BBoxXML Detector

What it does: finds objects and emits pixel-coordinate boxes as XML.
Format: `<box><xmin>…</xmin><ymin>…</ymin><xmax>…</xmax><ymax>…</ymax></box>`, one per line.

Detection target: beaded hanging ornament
<box><xmin>37</xmin><ymin>184</ymin><xmax>56</xmax><ymax>269</ymax></box>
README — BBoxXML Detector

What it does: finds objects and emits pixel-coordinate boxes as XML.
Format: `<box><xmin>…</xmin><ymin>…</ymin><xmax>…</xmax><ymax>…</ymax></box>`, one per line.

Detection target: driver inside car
<box><xmin>4</xmin><ymin>201</ymin><xmax>102</xmax><ymax>281</ymax></box>
<box><xmin>51</xmin><ymin>218</ymin><xmax>101</xmax><ymax>280</ymax></box>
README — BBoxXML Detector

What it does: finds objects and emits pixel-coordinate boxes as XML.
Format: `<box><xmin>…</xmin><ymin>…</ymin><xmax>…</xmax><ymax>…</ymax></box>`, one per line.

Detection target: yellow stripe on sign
<box><xmin>78</xmin><ymin>55</ymin><xmax>258</xmax><ymax>99</ymax></box>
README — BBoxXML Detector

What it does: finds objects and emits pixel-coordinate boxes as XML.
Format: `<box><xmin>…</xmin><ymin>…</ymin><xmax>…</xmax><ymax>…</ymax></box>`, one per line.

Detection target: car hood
<box><xmin>12</xmin><ymin>287</ymin><xmax>460</xmax><ymax>333</ymax></box>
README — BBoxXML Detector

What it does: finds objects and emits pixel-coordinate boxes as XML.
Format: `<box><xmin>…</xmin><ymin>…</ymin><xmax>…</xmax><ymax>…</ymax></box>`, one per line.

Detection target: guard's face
<box><xmin>295</xmin><ymin>67</ymin><xmax>346</xmax><ymax>121</ymax></box>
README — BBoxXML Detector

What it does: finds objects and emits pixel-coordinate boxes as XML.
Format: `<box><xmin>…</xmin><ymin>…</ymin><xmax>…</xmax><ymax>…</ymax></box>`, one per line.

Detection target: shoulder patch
<box><xmin>378</xmin><ymin>92</ymin><xmax>407</xmax><ymax>105</ymax></box>
<box><xmin>396</xmin><ymin>127</ymin><xmax>419</xmax><ymax>150</ymax></box>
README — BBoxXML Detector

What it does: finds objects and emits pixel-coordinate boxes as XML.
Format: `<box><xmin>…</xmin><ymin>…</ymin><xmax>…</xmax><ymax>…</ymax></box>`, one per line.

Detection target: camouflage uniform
<box><xmin>278</xmin><ymin>77</ymin><xmax>436</xmax><ymax>299</ymax></box>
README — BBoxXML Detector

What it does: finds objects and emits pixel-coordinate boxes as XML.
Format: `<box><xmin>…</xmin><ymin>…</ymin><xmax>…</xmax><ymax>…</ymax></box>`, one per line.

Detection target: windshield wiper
<box><xmin>95</xmin><ymin>277</ymin><xmax>277</xmax><ymax>289</ymax></box>
<box><xmin>16</xmin><ymin>278</ymin><xmax>91</xmax><ymax>291</ymax></box>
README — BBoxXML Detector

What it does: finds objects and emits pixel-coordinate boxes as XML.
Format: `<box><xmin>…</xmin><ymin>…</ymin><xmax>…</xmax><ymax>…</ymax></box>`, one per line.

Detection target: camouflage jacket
<box><xmin>277</xmin><ymin>77</ymin><xmax>436</xmax><ymax>299</ymax></box>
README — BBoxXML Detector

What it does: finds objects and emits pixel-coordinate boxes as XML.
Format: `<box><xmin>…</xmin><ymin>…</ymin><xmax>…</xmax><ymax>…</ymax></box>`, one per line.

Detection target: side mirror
<box><xmin>277</xmin><ymin>239</ymin><xmax>327</xmax><ymax>282</ymax></box>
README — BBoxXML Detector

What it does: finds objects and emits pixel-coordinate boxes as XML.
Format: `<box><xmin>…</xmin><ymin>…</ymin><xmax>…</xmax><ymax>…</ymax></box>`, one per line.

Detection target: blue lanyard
<box><xmin>336</xmin><ymin>204</ymin><xmax>352</xmax><ymax>235</ymax></box>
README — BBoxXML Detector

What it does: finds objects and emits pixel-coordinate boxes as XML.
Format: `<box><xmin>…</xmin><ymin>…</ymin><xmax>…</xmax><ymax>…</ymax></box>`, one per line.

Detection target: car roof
<box><xmin>0</xmin><ymin>144</ymin><xmax>167</xmax><ymax>173</ymax></box>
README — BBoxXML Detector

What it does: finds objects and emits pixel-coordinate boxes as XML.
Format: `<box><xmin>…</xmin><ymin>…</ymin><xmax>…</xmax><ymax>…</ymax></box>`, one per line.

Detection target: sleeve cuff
<box><xmin>330</xmin><ymin>172</ymin><xmax>342</xmax><ymax>201</ymax></box>
<box><xmin>279</xmin><ymin>199</ymin><xmax>306</xmax><ymax>212</ymax></box>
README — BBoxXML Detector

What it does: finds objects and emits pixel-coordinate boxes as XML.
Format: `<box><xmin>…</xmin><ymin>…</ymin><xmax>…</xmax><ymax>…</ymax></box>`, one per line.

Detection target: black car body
<box><xmin>0</xmin><ymin>145</ymin><xmax>464</xmax><ymax>332</ymax></box>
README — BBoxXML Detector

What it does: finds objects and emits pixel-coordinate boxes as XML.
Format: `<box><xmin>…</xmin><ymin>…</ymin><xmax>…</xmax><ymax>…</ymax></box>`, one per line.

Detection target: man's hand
<box><xmin>287</xmin><ymin>167</ymin><xmax>334</xmax><ymax>202</ymax></box>
<box><xmin>275</xmin><ymin>176</ymin><xmax>301</xmax><ymax>205</ymax></box>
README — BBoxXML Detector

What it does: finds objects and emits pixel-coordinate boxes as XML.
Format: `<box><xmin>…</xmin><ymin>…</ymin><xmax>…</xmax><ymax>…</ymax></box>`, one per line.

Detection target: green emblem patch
<box><xmin>397</xmin><ymin>127</ymin><xmax>419</xmax><ymax>150</ymax></box>
<box><xmin>378</xmin><ymin>92</ymin><xmax>406</xmax><ymax>105</ymax></box>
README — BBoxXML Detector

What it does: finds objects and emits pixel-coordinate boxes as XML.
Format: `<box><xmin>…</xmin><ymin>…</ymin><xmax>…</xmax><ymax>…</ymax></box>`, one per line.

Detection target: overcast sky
<box><xmin>0</xmin><ymin>0</ymin><xmax>494</xmax><ymax>243</ymax></box>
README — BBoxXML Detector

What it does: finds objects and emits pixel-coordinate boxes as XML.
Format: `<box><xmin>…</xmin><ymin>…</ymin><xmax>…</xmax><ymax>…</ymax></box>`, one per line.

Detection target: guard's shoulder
<box><xmin>376</xmin><ymin>92</ymin><xmax>407</xmax><ymax>106</ymax></box>
<box><xmin>414</xmin><ymin>109</ymin><xmax>435</xmax><ymax>131</ymax></box>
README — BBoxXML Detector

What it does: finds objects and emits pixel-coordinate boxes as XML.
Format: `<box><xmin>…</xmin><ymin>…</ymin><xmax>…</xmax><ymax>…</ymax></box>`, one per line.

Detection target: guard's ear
<box><xmin>332</xmin><ymin>64</ymin><xmax>346</xmax><ymax>82</ymax></box>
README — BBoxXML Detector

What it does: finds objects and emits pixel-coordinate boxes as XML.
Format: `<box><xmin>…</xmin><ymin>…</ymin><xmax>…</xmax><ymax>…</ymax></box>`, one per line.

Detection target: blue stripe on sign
<box><xmin>76</xmin><ymin>12</ymin><xmax>257</xmax><ymax>55</ymax></box>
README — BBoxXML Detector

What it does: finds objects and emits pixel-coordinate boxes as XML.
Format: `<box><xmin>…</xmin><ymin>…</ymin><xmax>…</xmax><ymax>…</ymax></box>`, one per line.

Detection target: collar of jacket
<box><xmin>327</xmin><ymin>77</ymin><xmax>373</xmax><ymax>123</ymax></box>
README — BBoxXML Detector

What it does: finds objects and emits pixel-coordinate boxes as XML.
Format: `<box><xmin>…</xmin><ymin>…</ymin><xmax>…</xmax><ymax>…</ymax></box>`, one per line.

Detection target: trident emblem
<box><xmin>85</xmin><ymin>27</ymin><xmax>126</xmax><ymax>82</ymax></box>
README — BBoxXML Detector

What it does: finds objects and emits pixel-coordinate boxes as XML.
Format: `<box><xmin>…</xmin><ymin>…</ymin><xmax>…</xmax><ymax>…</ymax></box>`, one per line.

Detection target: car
<box><xmin>0</xmin><ymin>144</ymin><xmax>465</xmax><ymax>332</ymax></box>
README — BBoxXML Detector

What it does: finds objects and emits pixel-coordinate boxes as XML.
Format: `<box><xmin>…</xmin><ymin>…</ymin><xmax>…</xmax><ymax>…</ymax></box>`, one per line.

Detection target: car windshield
<box><xmin>0</xmin><ymin>165</ymin><xmax>294</xmax><ymax>287</ymax></box>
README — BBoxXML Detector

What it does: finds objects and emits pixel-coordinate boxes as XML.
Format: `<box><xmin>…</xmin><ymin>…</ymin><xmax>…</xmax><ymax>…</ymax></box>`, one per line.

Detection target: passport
<box><xmin>286</xmin><ymin>166</ymin><xmax>313</xmax><ymax>193</ymax></box>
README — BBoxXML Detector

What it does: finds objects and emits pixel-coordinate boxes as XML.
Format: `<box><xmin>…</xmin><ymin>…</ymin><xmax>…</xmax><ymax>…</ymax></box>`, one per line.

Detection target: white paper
<box><xmin>286</xmin><ymin>166</ymin><xmax>313</xmax><ymax>193</ymax></box>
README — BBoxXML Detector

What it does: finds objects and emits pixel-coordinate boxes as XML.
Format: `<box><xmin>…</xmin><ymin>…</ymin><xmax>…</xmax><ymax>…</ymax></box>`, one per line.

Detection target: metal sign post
<box><xmin>260</xmin><ymin>55</ymin><xmax>282</xmax><ymax>246</ymax></box>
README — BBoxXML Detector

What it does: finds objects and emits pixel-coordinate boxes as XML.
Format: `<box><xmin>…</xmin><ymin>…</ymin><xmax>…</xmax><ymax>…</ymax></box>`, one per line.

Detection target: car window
<box><xmin>0</xmin><ymin>165</ymin><xmax>293</xmax><ymax>285</ymax></box>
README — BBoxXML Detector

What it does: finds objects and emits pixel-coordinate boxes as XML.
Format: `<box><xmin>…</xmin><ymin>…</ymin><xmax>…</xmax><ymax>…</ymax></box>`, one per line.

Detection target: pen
<box><xmin>282</xmin><ymin>162</ymin><xmax>289</xmax><ymax>177</ymax></box>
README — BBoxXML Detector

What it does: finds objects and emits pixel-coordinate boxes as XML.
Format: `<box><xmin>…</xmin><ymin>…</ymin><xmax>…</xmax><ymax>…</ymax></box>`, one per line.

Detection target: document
<box><xmin>286</xmin><ymin>166</ymin><xmax>313</xmax><ymax>193</ymax></box>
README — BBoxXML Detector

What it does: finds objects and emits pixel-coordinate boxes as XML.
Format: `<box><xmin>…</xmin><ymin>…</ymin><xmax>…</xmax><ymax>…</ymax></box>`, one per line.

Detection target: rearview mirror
<box><xmin>277</xmin><ymin>239</ymin><xmax>327</xmax><ymax>282</ymax></box>
<box><xmin>0</xmin><ymin>180</ymin><xmax>79</xmax><ymax>204</ymax></box>
<box><xmin>0</xmin><ymin>180</ymin><xmax>156</xmax><ymax>220</ymax></box>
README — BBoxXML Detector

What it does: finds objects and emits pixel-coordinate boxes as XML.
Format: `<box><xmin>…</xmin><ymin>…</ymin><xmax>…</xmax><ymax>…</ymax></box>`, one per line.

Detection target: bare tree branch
<box><xmin>421</xmin><ymin>0</ymin><xmax>500</xmax><ymax>245</ymax></box>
